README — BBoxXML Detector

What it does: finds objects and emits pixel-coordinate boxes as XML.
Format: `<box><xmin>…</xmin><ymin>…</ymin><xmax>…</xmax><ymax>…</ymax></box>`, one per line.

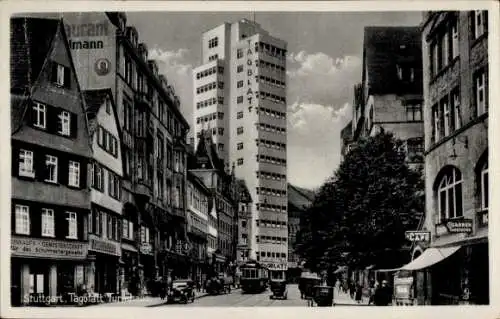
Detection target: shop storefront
<box><xmin>121</xmin><ymin>243</ymin><xmax>139</xmax><ymax>296</ymax></box>
<box><xmin>389</xmin><ymin>237</ymin><xmax>489</xmax><ymax>305</ymax></box>
<box><xmin>139</xmin><ymin>242</ymin><xmax>157</xmax><ymax>295</ymax></box>
<box><xmin>88</xmin><ymin>235</ymin><xmax>121</xmax><ymax>295</ymax></box>
<box><xmin>10</xmin><ymin>236</ymin><xmax>88</xmax><ymax>306</ymax></box>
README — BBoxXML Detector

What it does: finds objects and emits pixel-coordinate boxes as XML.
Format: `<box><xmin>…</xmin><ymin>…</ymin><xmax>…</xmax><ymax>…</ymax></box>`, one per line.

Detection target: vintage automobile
<box><xmin>269</xmin><ymin>279</ymin><xmax>288</xmax><ymax>300</ymax></box>
<box><xmin>167</xmin><ymin>279</ymin><xmax>195</xmax><ymax>304</ymax></box>
<box><xmin>312</xmin><ymin>285</ymin><xmax>334</xmax><ymax>307</ymax></box>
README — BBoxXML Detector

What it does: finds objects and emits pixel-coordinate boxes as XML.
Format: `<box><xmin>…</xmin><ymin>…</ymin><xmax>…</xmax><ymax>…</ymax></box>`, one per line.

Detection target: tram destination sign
<box><xmin>405</xmin><ymin>231</ymin><xmax>431</xmax><ymax>243</ymax></box>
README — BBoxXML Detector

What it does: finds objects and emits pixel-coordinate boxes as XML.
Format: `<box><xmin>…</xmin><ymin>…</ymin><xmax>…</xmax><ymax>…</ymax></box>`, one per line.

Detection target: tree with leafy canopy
<box><xmin>295</xmin><ymin>130</ymin><xmax>424</xmax><ymax>272</ymax></box>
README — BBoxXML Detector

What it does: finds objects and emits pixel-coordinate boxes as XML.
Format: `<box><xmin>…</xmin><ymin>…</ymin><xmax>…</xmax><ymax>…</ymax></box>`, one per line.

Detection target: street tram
<box><xmin>240</xmin><ymin>261</ymin><xmax>269</xmax><ymax>293</ymax></box>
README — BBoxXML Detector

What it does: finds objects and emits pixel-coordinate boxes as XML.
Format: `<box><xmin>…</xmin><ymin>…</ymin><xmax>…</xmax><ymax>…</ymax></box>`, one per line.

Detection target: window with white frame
<box><xmin>475</xmin><ymin>69</ymin><xmax>487</xmax><ymax>116</ymax></box>
<box><xmin>437</xmin><ymin>167</ymin><xmax>463</xmax><ymax>222</ymax></box>
<box><xmin>473</xmin><ymin>10</ymin><xmax>487</xmax><ymax>39</ymax></box>
<box><xmin>451</xmin><ymin>19</ymin><xmax>459</xmax><ymax>59</ymax></box>
<box><xmin>58</xmin><ymin>111</ymin><xmax>71</xmax><ymax>136</ymax></box>
<box><xmin>19</xmin><ymin>149</ymin><xmax>34</xmax><ymax>177</ymax></box>
<box><xmin>68</xmin><ymin>161</ymin><xmax>80</xmax><ymax>187</ymax></box>
<box><xmin>45</xmin><ymin>155</ymin><xmax>58</xmax><ymax>183</ymax></box>
<box><xmin>481</xmin><ymin>161</ymin><xmax>488</xmax><ymax>210</ymax></box>
<box><xmin>15</xmin><ymin>205</ymin><xmax>30</xmax><ymax>235</ymax></box>
<box><xmin>66</xmin><ymin>211</ymin><xmax>77</xmax><ymax>239</ymax></box>
<box><xmin>41</xmin><ymin>208</ymin><xmax>55</xmax><ymax>237</ymax></box>
<box><xmin>442</xmin><ymin>98</ymin><xmax>450</xmax><ymax>137</ymax></box>
<box><xmin>451</xmin><ymin>88</ymin><xmax>461</xmax><ymax>130</ymax></box>
<box><xmin>406</xmin><ymin>103</ymin><xmax>422</xmax><ymax>121</ymax></box>
<box><xmin>32</xmin><ymin>102</ymin><xmax>46</xmax><ymax>129</ymax></box>
<box><xmin>101</xmin><ymin>212</ymin><xmax>107</xmax><ymax>238</ymax></box>
<box><xmin>56</xmin><ymin>64</ymin><xmax>66</xmax><ymax>86</ymax></box>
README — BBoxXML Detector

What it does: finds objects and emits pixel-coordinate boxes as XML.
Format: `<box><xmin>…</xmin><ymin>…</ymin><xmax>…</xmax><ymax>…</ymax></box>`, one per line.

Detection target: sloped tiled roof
<box><xmin>193</xmin><ymin>130</ymin><xmax>225</xmax><ymax>171</ymax></box>
<box><xmin>234</xmin><ymin>179</ymin><xmax>252</xmax><ymax>203</ymax></box>
<box><xmin>363</xmin><ymin>26</ymin><xmax>422</xmax><ymax>95</ymax></box>
<box><xmin>288</xmin><ymin>183</ymin><xmax>315</xmax><ymax>212</ymax></box>
<box><xmin>10</xmin><ymin>17</ymin><xmax>60</xmax><ymax>92</ymax></box>
<box><xmin>83</xmin><ymin>89</ymin><xmax>111</xmax><ymax>118</ymax></box>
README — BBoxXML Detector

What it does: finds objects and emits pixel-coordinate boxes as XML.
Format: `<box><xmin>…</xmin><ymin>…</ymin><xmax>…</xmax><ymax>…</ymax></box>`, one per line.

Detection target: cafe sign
<box><xmin>11</xmin><ymin>236</ymin><xmax>88</xmax><ymax>260</ymax></box>
<box><xmin>405</xmin><ymin>231</ymin><xmax>431</xmax><ymax>243</ymax></box>
<box><xmin>89</xmin><ymin>235</ymin><xmax>121</xmax><ymax>257</ymax></box>
<box><xmin>445</xmin><ymin>219</ymin><xmax>473</xmax><ymax>233</ymax></box>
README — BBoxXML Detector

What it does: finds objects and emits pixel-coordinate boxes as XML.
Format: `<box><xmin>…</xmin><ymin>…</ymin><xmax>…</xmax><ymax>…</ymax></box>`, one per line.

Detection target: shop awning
<box><xmin>400</xmin><ymin>246</ymin><xmax>461</xmax><ymax>271</ymax></box>
<box><xmin>375</xmin><ymin>246</ymin><xmax>462</xmax><ymax>272</ymax></box>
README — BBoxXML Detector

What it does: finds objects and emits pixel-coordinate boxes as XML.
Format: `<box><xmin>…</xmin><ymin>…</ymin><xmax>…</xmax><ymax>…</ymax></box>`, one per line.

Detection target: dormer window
<box><xmin>396</xmin><ymin>64</ymin><xmax>414</xmax><ymax>82</ymax></box>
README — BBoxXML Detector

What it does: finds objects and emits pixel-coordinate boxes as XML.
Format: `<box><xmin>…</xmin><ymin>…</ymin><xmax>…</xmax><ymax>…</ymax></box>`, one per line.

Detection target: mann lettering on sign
<box><xmin>65</xmin><ymin>23</ymin><xmax>108</xmax><ymax>50</ymax></box>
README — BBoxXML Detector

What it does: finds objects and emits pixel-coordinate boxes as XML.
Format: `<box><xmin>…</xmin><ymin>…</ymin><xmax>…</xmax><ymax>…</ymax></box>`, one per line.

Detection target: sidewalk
<box><xmin>333</xmin><ymin>291</ymin><xmax>370</xmax><ymax>306</ymax></box>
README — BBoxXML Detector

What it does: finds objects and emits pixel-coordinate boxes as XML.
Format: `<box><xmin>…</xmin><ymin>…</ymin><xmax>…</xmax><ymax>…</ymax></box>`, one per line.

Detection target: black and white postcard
<box><xmin>1</xmin><ymin>1</ymin><xmax>499</xmax><ymax>319</ymax></box>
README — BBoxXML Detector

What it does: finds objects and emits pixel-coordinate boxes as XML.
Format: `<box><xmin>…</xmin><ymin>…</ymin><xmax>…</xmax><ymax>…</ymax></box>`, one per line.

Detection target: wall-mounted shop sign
<box><xmin>445</xmin><ymin>219</ymin><xmax>473</xmax><ymax>233</ymax></box>
<box><xmin>405</xmin><ymin>231</ymin><xmax>431</xmax><ymax>243</ymax></box>
<box><xmin>140</xmin><ymin>243</ymin><xmax>153</xmax><ymax>255</ymax></box>
<box><xmin>11</xmin><ymin>236</ymin><xmax>88</xmax><ymax>260</ymax></box>
<box><xmin>63</xmin><ymin>12</ymin><xmax>116</xmax><ymax>91</ymax></box>
<box><xmin>89</xmin><ymin>235</ymin><xmax>121</xmax><ymax>257</ymax></box>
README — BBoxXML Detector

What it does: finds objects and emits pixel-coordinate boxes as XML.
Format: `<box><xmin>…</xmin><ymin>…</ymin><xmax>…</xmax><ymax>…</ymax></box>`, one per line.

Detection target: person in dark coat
<box><xmin>374</xmin><ymin>280</ymin><xmax>392</xmax><ymax>306</ymax></box>
<box><xmin>355</xmin><ymin>284</ymin><xmax>363</xmax><ymax>303</ymax></box>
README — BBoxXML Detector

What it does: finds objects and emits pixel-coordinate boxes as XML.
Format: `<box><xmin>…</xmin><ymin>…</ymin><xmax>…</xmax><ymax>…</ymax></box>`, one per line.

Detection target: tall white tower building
<box><xmin>192</xmin><ymin>19</ymin><xmax>288</xmax><ymax>275</ymax></box>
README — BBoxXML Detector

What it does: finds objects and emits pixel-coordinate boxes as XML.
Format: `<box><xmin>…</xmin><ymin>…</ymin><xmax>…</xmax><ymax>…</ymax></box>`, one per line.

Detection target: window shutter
<box><xmin>484</xmin><ymin>11</ymin><xmax>489</xmax><ymax>32</ymax></box>
<box><xmin>80</xmin><ymin>159</ymin><xmax>88</xmax><ymax>189</ymax></box>
<box><xmin>50</xmin><ymin>62</ymin><xmax>58</xmax><ymax>83</ymax></box>
<box><xmin>58</xmin><ymin>155</ymin><xmax>68</xmax><ymax>186</ymax></box>
<box><xmin>55</xmin><ymin>210</ymin><xmax>66</xmax><ymax>238</ymax></box>
<box><xmin>11</xmin><ymin>147</ymin><xmax>19</xmax><ymax>177</ymax></box>
<box><xmin>31</xmin><ymin>207</ymin><xmax>41</xmax><ymax>237</ymax></box>
<box><xmin>47</xmin><ymin>105</ymin><xmax>59</xmax><ymax>134</ymax></box>
<box><xmin>70</xmin><ymin>113</ymin><xmax>78</xmax><ymax>138</ymax></box>
<box><xmin>34</xmin><ymin>152</ymin><xmax>46</xmax><ymax>182</ymax></box>
<box><xmin>64</xmin><ymin>66</ymin><xmax>71</xmax><ymax>89</ymax></box>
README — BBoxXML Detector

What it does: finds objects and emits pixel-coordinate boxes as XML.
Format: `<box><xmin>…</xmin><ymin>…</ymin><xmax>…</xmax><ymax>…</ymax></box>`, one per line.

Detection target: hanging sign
<box><xmin>405</xmin><ymin>231</ymin><xmax>431</xmax><ymax>243</ymax></box>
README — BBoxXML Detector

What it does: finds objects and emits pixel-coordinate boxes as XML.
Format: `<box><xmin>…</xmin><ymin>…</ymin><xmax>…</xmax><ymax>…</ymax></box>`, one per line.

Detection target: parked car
<box><xmin>167</xmin><ymin>279</ymin><xmax>195</xmax><ymax>304</ymax></box>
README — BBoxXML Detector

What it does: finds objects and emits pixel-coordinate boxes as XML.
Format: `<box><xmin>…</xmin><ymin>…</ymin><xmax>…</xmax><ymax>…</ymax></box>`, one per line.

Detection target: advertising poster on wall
<box><xmin>63</xmin><ymin>12</ymin><xmax>116</xmax><ymax>93</ymax></box>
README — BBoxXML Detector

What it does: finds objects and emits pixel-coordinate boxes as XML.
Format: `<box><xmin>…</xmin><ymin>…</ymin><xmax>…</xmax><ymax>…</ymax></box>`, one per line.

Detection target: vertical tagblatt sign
<box><xmin>63</xmin><ymin>12</ymin><xmax>116</xmax><ymax>91</ymax></box>
<box><xmin>245</xmin><ymin>39</ymin><xmax>256</xmax><ymax>113</ymax></box>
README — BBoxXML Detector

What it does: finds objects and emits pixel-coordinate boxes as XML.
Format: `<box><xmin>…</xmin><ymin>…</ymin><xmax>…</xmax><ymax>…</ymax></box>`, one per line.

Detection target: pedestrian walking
<box><xmin>368</xmin><ymin>282</ymin><xmax>378</xmax><ymax>305</ymax></box>
<box><xmin>355</xmin><ymin>284</ymin><xmax>363</xmax><ymax>304</ymax></box>
<box><xmin>374</xmin><ymin>280</ymin><xmax>391</xmax><ymax>306</ymax></box>
<box><xmin>335</xmin><ymin>279</ymin><xmax>341</xmax><ymax>295</ymax></box>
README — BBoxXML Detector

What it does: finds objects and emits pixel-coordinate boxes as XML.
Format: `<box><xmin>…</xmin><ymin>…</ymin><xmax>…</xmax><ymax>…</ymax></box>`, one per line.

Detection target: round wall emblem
<box><xmin>95</xmin><ymin>58</ymin><xmax>111</xmax><ymax>76</ymax></box>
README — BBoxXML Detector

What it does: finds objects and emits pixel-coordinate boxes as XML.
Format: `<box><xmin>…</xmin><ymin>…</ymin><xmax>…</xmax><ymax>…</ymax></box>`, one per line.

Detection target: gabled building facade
<box><xmin>83</xmin><ymin>89</ymin><xmax>123</xmax><ymax>296</ymax></box>
<box><xmin>189</xmin><ymin>131</ymin><xmax>237</xmax><ymax>276</ymax></box>
<box><xmin>62</xmin><ymin>12</ymin><xmax>190</xmax><ymax>295</ymax></box>
<box><xmin>186</xmin><ymin>170</ymin><xmax>211</xmax><ymax>283</ymax></box>
<box><xmin>345</xmin><ymin>27</ymin><xmax>425</xmax><ymax>169</ymax></box>
<box><xmin>234</xmin><ymin>179</ymin><xmax>253</xmax><ymax>266</ymax></box>
<box><xmin>10</xmin><ymin>17</ymin><xmax>93</xmax><ymax>305</ymax></box>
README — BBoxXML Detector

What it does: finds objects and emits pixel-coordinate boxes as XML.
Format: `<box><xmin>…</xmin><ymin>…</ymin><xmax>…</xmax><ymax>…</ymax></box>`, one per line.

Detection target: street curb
<box><xmin>146</xmin><ymin>288</ymin><xmax>241</xmax><ymax>308</ymax></box>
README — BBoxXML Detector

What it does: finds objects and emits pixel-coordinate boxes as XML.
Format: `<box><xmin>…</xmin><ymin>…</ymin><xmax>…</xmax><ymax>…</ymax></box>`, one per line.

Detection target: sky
<box><xmin>124</xmin><ymin>11</ymin><xmax>423</xmax><ymax>190</ymax></box>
